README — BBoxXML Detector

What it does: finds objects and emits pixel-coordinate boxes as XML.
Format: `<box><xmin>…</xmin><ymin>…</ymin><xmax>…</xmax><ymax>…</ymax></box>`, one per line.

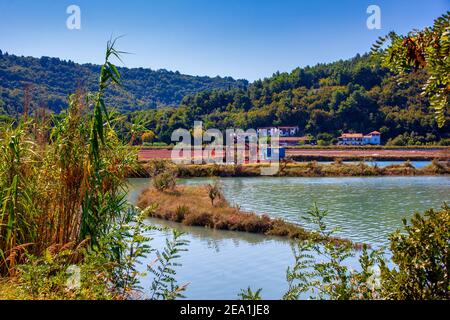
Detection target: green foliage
<box><xmin>148</xmin><ymin>229</ymin><xmax>189</xmax><ymax>300</ymax></box>
<box><xmin>0</xmin><ymin>40</ymin><xmax>189</xmax><ymax>300</ymax></box>
<box><xmin>152</xmin><ymin>171</ymin><xmax>177</xmax><ymax>192</ymax></box>
<box><xmin>11</xmin><ymin>249</ymin><xmax>115</xmax><ymax>300</ymax></box>
<box><xmin>244</xmin><ymin>203</ymin><xmax>449</xmax><ymax>300</ymax></box>
<box><xmin>282</xmin><ymin>240</ymin><xmax>316</xmax><ymax>300</ymax></box>
<box><xmin>282</xmin><ymin>204</ymin><xmax>383</xmax><ymax>300</ymax></box>
<box><xmin>302</xmin><ymin>202</ymin><xmax>333</xmax><ymax>237</ymax></box>
<box><xmin>0</xmin><ymin>50</ymin><xmax>247</xmax><ymax>114</ymax></box>
<box><xmin>0</xmin><ymin>121</ymin><xmax>37</xmax><ymax>274</ymax></box>
<box><xmin>372</xmin><ymin>12</ymin><xmax>450</xmax><ymax>126</ymax></box>
<box><xmin>96</xmin><ymin>206</ymin><xmax>155</xmax><ymax>298</ymax></box>
<box><xmin>238</xmin><ymin>287</ymin><xmax>262</xmax><ymax>300</ymax></box>
<box><xmin>380</xmin><ymin>204</ymin><xmax>450</xmax><ymax>300</ymax></box>
<box><xmin>206</xmin><ymin>179</ymin><xmax>223</xmax><ymax>206</ymax></box>
<box><xmin>73</xmin><ymin>39</ymin><xmax>138</xmax><ymax>246</ymax></box>
<box><xmin>125</xmin><ymin>53</ymin><xmax>447</xmax><ymax>145</ymax></box>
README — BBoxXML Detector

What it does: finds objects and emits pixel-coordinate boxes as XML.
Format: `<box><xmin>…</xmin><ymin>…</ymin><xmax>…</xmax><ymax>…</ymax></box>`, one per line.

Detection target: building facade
<box><xmin>257</xmin><ymin>126</ymin><xmax>299</xmax><ymax>137</ymax></box>
<box><xmin>338</xmin><ymin>131</ymin><xmax>381</xmax><ymax>145</ymax></box>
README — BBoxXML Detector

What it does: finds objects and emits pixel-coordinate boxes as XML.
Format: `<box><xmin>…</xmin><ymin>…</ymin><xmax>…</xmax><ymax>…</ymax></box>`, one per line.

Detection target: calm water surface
<box><xmin>127</xmin><ymin>176</ymin><xmax>449</xmax><ymax>299</ymax></box>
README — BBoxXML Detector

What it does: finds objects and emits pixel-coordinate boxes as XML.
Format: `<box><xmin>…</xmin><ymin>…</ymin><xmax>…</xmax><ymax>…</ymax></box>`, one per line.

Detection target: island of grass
<box><xmin>137</xmin><ymin>184</ymin><xmax>362</xmax><ymax>248</ymax></box>
<box><xmin>134</xmin><ymin>159</ymin><xmax>450</xmax><ymax>178</ymax></box>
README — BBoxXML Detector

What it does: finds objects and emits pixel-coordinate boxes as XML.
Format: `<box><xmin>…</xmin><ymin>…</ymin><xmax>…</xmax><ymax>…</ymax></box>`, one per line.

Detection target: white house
<box><xmin>338</xmin><ymin>131</ymin><xmax>381</xmax><ymax>145</ymax></box>
<box><xmin>338</xmin><ymin>133</ymin><xmax>364</xmax><ymax>145</ymax></box>
<box><xmin>257</xmin><ymin>126</ymin><xmax>299</xmax><ymax>137</ymax></box>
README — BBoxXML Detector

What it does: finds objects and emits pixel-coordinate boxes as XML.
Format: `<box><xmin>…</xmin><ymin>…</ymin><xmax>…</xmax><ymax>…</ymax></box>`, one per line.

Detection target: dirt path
<box><xmin>138</xmin><ymin>147</ymin><xmax>449</xmax><ymax>161</ymax></box>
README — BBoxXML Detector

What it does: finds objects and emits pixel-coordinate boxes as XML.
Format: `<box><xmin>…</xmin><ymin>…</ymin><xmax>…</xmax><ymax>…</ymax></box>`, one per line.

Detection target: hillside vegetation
<box><xmin>1</xmin><ymin>50</ymin><xmax>448</xmax><ymax>145</ymax></box>
<box><xmin>0</xmin><ymin>50</ymin><xmax>247</xmax><ymax>113</ymax></box>
<box><xmin>129</xmin><ymin>54</ymin><xmax>449</xmax><ymax>145</ymax></box>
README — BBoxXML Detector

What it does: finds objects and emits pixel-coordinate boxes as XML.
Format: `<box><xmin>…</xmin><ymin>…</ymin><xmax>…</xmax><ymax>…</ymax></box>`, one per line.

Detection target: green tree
<box><xmin>372</xmin><ymin>11</ymin><xmax>450</xmax><ymax>126</ymax></box>
<box><xmin>141</xmin><ymin>130</ymin><xmax>156</xmax><ymax>144</ymax></box>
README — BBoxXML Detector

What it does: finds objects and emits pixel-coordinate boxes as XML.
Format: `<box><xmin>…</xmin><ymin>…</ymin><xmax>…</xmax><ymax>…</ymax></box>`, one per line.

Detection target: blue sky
<box><xmin>0</xmin><ymin>0</ymin><xmax>448</xmax><ymax>81</ymax></box>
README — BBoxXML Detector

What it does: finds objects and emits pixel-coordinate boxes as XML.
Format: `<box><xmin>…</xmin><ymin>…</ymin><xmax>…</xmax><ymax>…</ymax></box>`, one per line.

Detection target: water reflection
<box><xmin>127</xmin><ymin>175</ymin><xmax>449</xmax><ymax>299</ymax></box>
<box><xmin>177</xmin><ymin>176</ymin><xmax>450</xmax><ymax>247</ymax></box>
<box><xmin>146</xmin><ymin>217</ymin><xmax>290</xmax><ymax>253</ymax></box>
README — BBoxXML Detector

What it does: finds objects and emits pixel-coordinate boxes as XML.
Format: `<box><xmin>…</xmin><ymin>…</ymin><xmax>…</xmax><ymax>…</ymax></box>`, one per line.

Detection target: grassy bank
<box><xmin>139</xmin><ymin>145</ymin><xmax>450</xmax><ymax>150</ymax></box>
<box><xmin>137</xmin><ymin>185</ymin><xmax>360</xmax><ymax>248</ymax></box>
<box><xmin>286</xmin><ymin>155</ymin><xmax>448</xmax><ymax>161</ymax></box>
<box><xmin>133</xmin><ymin>159</ymin><xmax>450</xmax><ymax>178</ymax></box>
<box><xmin>138</xmin><ymin>147</ymin><xmax>449</xmax><ymax>162</ymax></box>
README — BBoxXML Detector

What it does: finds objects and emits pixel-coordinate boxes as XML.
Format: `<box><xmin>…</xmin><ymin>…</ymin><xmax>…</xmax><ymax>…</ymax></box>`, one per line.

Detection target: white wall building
<box><xmin>338</xmin><ymin>131</ymin><xmax>381</xmax><ymax>145</ymax></box>
<box><xmin>257</xmin><ymin>126</ymin><xmax>299</xmax><ymax>137</ymax></box>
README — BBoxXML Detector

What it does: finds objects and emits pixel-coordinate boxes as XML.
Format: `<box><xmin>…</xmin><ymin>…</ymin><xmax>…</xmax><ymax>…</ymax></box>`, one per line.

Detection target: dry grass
<box><xmin>134</xmin><ymin>160</ymin><xmax>450</xmax><ymax>178</ymax></box>
<box><xmin>138</xmin><ymin>146</ymin><xmax>450</xmax><ymax>161</ymax></box>
<box><xmin>137</xmin><ymin>185</ymin><xmax>358</xmax><ymax>248</ymax></box>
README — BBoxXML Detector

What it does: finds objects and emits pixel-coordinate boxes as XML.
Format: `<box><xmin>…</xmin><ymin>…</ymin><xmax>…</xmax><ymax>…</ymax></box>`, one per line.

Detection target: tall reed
<box><xmin>0</xmin><ymin>39</ymin><xmax>137</xmax><ymax>275</ymax></box>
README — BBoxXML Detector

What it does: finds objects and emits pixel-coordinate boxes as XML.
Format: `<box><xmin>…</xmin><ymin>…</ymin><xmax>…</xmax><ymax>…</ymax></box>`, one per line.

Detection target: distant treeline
<box><xmin>1</xmin><ymin>51</ymin><xmax>448</xmax><ymax>146</ymax></box>
<box><xmin>0</xmin><ymin>50</ymin><xmax>247</xmax><ymax>113</ymax></box>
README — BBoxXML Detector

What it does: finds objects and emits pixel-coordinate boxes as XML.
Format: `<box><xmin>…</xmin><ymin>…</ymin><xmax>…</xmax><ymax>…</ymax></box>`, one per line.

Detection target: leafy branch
<box><xmin>371</xmin><ymin>11</ymin><xmax>450</xmax><ymax>127</ymax></box>
<box><xmin>148</xmin><ymin>229</ymin><xmax>189</xmax><ymax>300</ymax></box>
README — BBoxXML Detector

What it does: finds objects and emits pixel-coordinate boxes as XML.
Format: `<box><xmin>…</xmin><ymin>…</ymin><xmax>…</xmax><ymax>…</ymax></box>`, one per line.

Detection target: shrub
<box><xmin>174</xmin><ymin>205</ymin><xmax>189</xmax><ymax>222</ymax></box>
<box><xmin>426</xmin><ymin>159</ymin><xmax>447</xmax><ymax>174</ymax></box>
<box><xmin>380</xmin><ymin>204</ymin><xmax>450</xmax><ymax>300</ymax></box>
<box><xmin>147</xmin><ymin>159</ymin><xmax>174</xmax><ymax>176</ymax></box>
<box><xmin>206</xmin><ymin>180</ymin><xmax>223</xmax><ymax>206</ymax></box>
<box><xmin>141</xmin><ymin>130</ymin><xmax>156</xmax><ymax>144</ymax></box>
<box><xmin>248</xmin><ymin>203</ymin><xmax>450</xmax><ymax>300</ymax></box>
<box><xmin>152</xmin><ymin>171</ymin><xmax>177</xmax><ymax>192</ymax></box>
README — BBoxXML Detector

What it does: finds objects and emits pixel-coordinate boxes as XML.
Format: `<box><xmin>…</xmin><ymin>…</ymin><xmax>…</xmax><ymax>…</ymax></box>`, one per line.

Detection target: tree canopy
<box><xmin>0</xmin><ymin>51</ymin><xmax>247</xmax><ymax>114</ymax></box>
<box><xmin>372</xmin><ymin>11</ymin><xmax>449</xmax><ymax>127</ymax></box>
<box><xmin>126</xmin><ymin>53</ymin><xmax>448</xmax><ymax>145</ymax></box>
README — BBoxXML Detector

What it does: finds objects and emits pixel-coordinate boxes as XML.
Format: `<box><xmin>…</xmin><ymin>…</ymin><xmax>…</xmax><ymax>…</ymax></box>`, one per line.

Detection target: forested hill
<box><xmin>0</xmin><ymin>50</ymin><xmax>248</xmax><ymax>114</ymax></box>
<box><xmin>1</xmin><ymin>50</ymin><xmax>448</xmax><ymax>145</ymax></box>
<box><xmin>140</xmin><ymin>53</ymin><xmax>447</xmax><ymax>145</ymax></box>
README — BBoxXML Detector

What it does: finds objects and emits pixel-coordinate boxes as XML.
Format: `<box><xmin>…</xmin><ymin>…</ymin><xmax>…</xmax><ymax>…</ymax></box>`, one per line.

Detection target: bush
<box><xmin>0</xmin><ymin>246</ymin><xmax>116</xmax><ymax>300</ymax></box>
<box><xmin>206</xmin><ymin>180</ymin><xmax>223</xmax><ymax>206</ymax></box>
<box><xmin>380</xmin><ymin>204</ymin><xmax>450</xmax><ymax>300</ymax></box>
<box><xmin>147</xmin><ymin>159</ymin><xmax>174</xmax><ymax>176</ymax></box>
<box><xmin>174</xmin><ymin>205</ymin><xmax>189</xmax><ymax>222</ymax></box>
<box><xmin>141</xmin><ymin>131</ymin><xmax>156</xmax><ymax>144</ymax></box>
<box><xmin>257</xmin><ymin>203</ymin><xmax>450</xmax><ymax>300</ymax></box>
<box><xmin>425</xmin><ymin>159</ymin><xmax>448</xmax><ymax>174</ymax></box>
<box><xmin>152</xmin><ymin>171</ymin><xmax>177</xmax><ymax>192</ymax></box>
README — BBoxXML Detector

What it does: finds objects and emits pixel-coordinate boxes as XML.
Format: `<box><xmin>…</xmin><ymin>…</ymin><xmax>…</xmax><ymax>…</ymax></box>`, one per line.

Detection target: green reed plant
<box><xmin>0</xmin><ymin>120</ymin><xmax>40</xmax><ymax>275</ymax></box>
<box><xmin>0</xmin><ymin>38</ymin><xmax>136</xmax><ymax>272</ymax></box>
<box><xmin>1</xmin><ymin>39</ymin><xmax>190</xmax><ymax>300</ymax></box>
<box><xmin>148</xmin><ymin>229</ymin><xmax>189</xmax><ymax>300</ymax></box>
